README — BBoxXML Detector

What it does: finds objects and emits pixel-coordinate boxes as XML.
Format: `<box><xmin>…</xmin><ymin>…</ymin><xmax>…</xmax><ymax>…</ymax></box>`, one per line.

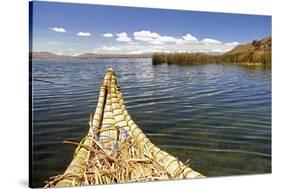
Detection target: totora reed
<box><xmin>45</xmin><ymin>68</ymin><xmax>204</xmax><ymax>187</ymax></box>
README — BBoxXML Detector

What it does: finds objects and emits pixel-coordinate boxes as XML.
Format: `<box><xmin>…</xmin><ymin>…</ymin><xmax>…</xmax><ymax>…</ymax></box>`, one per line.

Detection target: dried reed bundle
<box><xmin>44</xmin><ymin>68</ymin><xmax>203</xmax><ymax>187</ymax></box>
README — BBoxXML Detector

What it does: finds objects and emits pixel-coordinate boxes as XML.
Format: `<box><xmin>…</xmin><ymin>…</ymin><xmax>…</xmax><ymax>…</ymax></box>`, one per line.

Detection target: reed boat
<box><xmin>45</xmin><ymin>68</ymin><xmax>204</xmax><ymax>187</ymax></box>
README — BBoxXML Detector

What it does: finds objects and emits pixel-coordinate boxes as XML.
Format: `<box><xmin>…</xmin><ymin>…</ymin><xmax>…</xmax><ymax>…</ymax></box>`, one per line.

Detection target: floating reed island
<box><xmin>45</xmin><ymin>68</ymin><xmax>203</xmax><ymax>187</ymax></box>
<box><xmin>152</xmin><ymin>36</ymin><xmax>271</xmax><ymax>66</ymax></box>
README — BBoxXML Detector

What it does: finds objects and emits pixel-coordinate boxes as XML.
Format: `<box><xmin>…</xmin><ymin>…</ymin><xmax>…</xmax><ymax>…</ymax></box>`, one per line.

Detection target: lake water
<box><xmin>31</xmin><ymin>58</ymin><xmax>271</xmax><ymax>187</ymax></box>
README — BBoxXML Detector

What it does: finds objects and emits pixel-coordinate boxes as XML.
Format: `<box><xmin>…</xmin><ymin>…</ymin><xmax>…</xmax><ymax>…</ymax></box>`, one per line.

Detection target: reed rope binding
<box><xmin>45</xmin><ymin>68</ymin><xmax>204</xmax><ymax>187</ymax></box>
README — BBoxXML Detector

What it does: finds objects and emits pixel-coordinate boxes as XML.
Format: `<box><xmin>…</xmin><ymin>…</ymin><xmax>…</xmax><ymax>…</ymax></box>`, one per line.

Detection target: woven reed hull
<box><xmin>50</xmin><ymin>68</ymin><xmax>203</xmax><ymax>187</ymax></box>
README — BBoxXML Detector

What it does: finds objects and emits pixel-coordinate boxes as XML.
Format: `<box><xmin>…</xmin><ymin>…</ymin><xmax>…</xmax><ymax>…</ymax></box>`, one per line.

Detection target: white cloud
<box><xmin>93</xmin><ymin>41</ymin><xmax>238</xmax><ymax>54</ymax></box>
<box><xmin>49</xmin><ymin>27</ymin><xmax>66</xmax><ymax>33</ymax></box>
<box><xmin>149</xmin><ymin>36</ymin><xmax>178</xmax><ymax>45</ymax></box>
<box><xmin>101</xmin><ymin>46</ymin><xmax>120</xmax><ymax>51</ymax></box>
<box><xmin>94</xmin><ymin>43</ymin><xmax>165</xmax><ymax>54</ymax></box>
<box><xmin>225</xmin><ymin>41</ymin><xmax>240</xmax><ymax>46</ymax></box>
<box><xmin>117</xmin><ymin>36</ymin><xmax>131</xmax><ymax>42</ymax></box>
<box><xmin>134</xmin><ymin>31</ymin><xmax>200</xmax><ymax>45</ymax></box>
<box><xmin>77</xmin><ymin>32</ymin><xmax>91</xmax><ymax>37</ymax></box>
<box><xmin>134</xmin><ymin>30</ymin><xmax>160</xmax><ymax>42</ymax></box>
<box><xmin>134</xmin><ymin>30</ymin><xmax>178</xmax><ymax>44</ymax></box>
<box><xmin>158</xmin><ymin>36</ymin><xmax>177</xmax><ymax>43</ymax></box>
<box><xmin>149</xmin><ymin>40</ymin><xmax>165</xmax><ymax>45</ymax></box>
<box><xmin>116</xmin><ymin>32</ymin><xmax>131</xmax><ymax>42</ymax></box>
<box><xmin>201</xmin><ymin>38</ymin><xmax>222</xmax><ymax>44</ymax></box>
<box><xmin>212</xmin><ymin>49</ymin><xmax>224</xmax><ymax>53</ymax></box>
<box><xmin>47</xmin><ymin>41</ymin><xmax>63</xmax><ymax>45</ymax></box>
<box><xmin>102</xmin><ymin>33</ymin><xmax>113</xmax><ymax>38</ymax></box>
<box><xmin>182</xmin><ymin>33</ymin><xmax>198</xmax><ymax>42</ymax></box>
<box><xmin>116</xmin><ymin>32</ymin><xmax>128</xmax><ymax>37</ymax></box>
<box><xmin>176</xmin><ymin>34</ymin><xmax>198</xmax><ymax>45</ymax></box>
<box><xmin>40</xmin><ymin>27</ymin><xmax>241</xmax><ymax>55</ymax></box>
<box><xmin>91</xmin><ymin>30</ymin><xmax>240</xmax><ymax>54</ymax></box>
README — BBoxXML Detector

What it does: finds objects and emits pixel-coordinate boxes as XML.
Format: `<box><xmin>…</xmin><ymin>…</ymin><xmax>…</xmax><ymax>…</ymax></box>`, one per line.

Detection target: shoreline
<box><xmin>152</xmin><ymin>60</ymin><xmax>272</xmax><ymax>67</ymax></box>
<box><xmin>152</xmin><ymin>53</ymin><xmax>271</xmax><ymax>67</ymax></box>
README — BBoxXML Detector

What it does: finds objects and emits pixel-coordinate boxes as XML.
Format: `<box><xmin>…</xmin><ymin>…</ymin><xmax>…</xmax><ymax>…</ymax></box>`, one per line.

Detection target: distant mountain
<box><xmin>75</xmin><ymin>53</ymin><xmax>152</xmax><ymax>59</ymax></box>
<box><xmin>152</xmin><ymin>36</ymin><xmax>272</xmax><ymax>65</ymax></box>
<box><xmin>30</xmin><ymin>52</ymin><xmax>152</xmax><ymax>60</ymax></box>
<box><xmin>29</xmin><ymin>52</ymin><xmax>73</xmax><ymax>60</ymax></box>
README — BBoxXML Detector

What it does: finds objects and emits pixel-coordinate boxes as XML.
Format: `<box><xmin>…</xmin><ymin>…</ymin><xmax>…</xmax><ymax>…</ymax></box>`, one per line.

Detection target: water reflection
<box><xmin>32</xmin><ymin>59</ymin><xmax>271</xmax><ymax>187</ymax></box>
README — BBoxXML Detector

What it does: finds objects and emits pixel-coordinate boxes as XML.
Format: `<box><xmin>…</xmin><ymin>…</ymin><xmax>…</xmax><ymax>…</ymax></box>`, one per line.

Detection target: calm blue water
<box><xmin>31</xmin><ymin>58</ymin><xmax>271</xmax><ymax>187</ymax></box>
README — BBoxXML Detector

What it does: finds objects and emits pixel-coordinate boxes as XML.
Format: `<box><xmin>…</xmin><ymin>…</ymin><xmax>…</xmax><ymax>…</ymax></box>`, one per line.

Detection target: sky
<box><xmin>30</xmin><ymin>1</ymin><xmax>272</xmax><ymax>55</ymax></box>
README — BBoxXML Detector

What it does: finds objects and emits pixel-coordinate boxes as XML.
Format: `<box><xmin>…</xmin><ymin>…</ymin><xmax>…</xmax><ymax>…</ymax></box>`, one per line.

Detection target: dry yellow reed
<box><xmin>44</xmin><ymin>68</ymin><xmax>204</xmax><ymax>187</ymax></box>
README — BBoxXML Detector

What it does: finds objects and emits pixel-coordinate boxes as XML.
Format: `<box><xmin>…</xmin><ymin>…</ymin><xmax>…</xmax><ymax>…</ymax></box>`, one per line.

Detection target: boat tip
<box><xmin>106</xmin><ymin>67</ymin><xmax>114</xmax><ymax>72</ymax></box>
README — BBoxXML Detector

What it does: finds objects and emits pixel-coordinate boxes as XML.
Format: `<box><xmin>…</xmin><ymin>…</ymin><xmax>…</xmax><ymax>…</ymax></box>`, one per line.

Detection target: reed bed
<box><xmin>152</xmin><ymin>37</ymin><xmax>271</xmax><ymax>65</ymax></box>
<box><xmin>152</xmin><ymin>51</ymin><xmax>271</xmax><ymax>65</ymax></box>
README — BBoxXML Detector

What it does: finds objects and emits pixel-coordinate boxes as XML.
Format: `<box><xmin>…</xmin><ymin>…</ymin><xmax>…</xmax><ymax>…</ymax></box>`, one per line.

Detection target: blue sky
<box><xmin>30</xmin><ymin>1</ymin><xmax>271</xmax><ymax>55</ymax></box>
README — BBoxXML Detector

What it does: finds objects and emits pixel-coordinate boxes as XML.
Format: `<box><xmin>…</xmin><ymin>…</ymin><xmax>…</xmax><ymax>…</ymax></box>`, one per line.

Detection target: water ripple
<box><xmin>31</xmin><ymin>59</ymin><xmax>271</xmax><ymax>186</ymax></box>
